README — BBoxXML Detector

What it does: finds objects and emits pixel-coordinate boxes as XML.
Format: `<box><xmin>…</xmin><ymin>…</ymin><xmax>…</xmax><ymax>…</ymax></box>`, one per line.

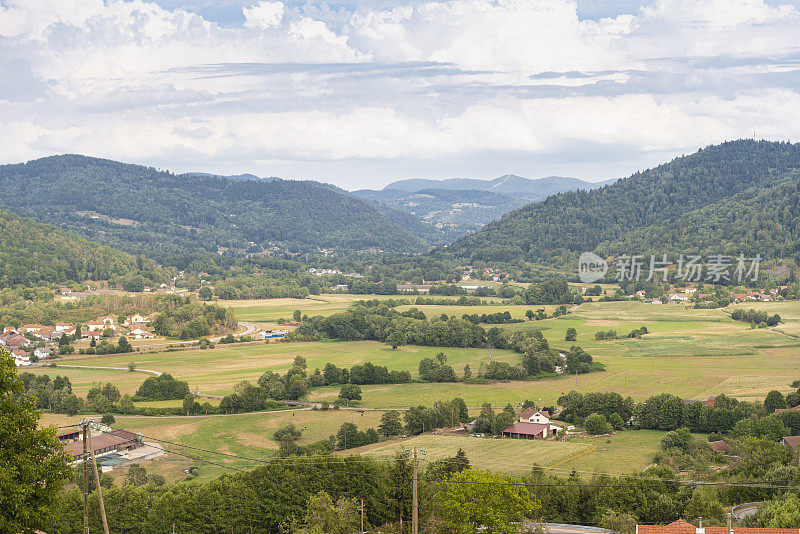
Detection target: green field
<box><xmin>31</xmin><ymin>341</ymin><xmax>519</xmax><ymax>397</ymax></box>
<box><xmin>347</xmin><ymin>434</ymin><xmax>593</xmax><ymax>476</ymax></box>
<box><xmin>554</xmin><ymin>430</ymin><xmax>665</xmax><ymax>474</ymax></box>
<box><xmin>33</xmin><ymin>298</ymin><xmax>800</xmax><ymax>483</ymax></box>
<box><xmin>31</xmin><ymin>299</ymin><xmax>800</xmax><ymax>406</ymax></box>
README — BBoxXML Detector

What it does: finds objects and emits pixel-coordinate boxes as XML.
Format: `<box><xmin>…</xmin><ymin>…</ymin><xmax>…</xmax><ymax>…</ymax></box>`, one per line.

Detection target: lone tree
<box><xmin>385</xmin><ymin>331</ymin><xmax>406</xmax><ymax>350</ymax></box>
<box><xmin>338</xmin><ymin>383</ymin><xmax>362</xmax><ymax>402</ymax></box>
<box><xmin>565</xmin><ymin>328</ymin><xmax>577</xmax><ymax>341</ymax></box>
<box><xmin>0</xmin><ymin>349</ymin><xmax>72</xmax><ymax>532</ymax></box>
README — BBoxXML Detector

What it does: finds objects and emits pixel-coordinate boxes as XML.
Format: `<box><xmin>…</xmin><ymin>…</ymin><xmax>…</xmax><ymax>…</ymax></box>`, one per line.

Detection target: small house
<box><xmin>780</xmin><ymin>435</ymin><xmax>800</xmax><ymax>452</ymax></box>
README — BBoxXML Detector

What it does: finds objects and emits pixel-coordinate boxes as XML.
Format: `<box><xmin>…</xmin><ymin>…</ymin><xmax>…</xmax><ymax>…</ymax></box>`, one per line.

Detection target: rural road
<box><xmin>731</xmin><ymin>502</ymin><xmax>766</xmax><ymax>522</ymax></box>
<box><xmin>542</xmin><ymin>523</ymin><xmax>613</xmax><ymax>534</ymax></box>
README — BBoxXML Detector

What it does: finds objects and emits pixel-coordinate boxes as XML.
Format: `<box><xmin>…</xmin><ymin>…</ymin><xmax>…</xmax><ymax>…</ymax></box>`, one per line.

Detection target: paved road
<box><xmin>732</xmin><ymin>502</ymin><xmax>766</xmax><ymax>522</ymax></box>
<box><xmin>542</xmin><ymin>524</ymin><xmax>613</xmax><ymax>534</ymax></box>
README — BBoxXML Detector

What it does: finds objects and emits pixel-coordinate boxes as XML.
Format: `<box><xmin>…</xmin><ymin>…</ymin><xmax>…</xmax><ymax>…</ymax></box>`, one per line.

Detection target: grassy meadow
<box><xmin>33</xmin><ymin>296</ymin><xmax>800</xmax><ymax>482</ymax></box>
<box><xmin>346</xmin><ymin>434</ymin><xmax>593</xmax><ymax>476</ymax></box>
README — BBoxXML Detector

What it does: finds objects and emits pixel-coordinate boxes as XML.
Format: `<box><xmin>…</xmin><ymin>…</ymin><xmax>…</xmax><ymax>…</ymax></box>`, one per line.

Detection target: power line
<box><xmin>103</xmin><ymin>426</ymin><xmax>800</xmax><ymax>491</ymax></box>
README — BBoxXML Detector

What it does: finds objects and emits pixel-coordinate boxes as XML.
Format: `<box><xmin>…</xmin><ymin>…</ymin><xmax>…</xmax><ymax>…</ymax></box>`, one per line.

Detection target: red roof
<box><xmin>501</xmin><ymin>422</ymin><xmax>549</xmax><ymax>437</ymax></box>
<box><xmin>707</xmin><ymin>440</ymin><xmax>728</xmax><ymax>453</ymax></box>
<box><xmin>637</xmin><ymin>519</ymin><xmax>798</xmax><ymax>534</ymax></box>
<box><xmin>63</xmin><ymin>432</ymin><xmax>137</xmax><ymax>459</ymax></box>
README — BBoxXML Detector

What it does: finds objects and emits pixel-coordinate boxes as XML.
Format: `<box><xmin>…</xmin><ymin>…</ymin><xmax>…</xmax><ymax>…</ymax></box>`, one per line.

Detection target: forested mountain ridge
<box><xmin>445</xmin><ymin>140</ymin><xmax>800</xmax><ymax>264</ymax></box>
<box><xmin>0</xmin><ymin>155</ymin><xmax>429</xmax><ymax>260</ymax></box>
<box><xmin>0</xmin><ymin>208</ymin><xmax>153</xmax><ymax>287</ymax></box>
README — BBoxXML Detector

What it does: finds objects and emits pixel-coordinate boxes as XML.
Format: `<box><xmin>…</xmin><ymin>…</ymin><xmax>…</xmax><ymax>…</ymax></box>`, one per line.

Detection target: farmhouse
<box><xmin>63</xmin><ymin>430</ymin><xmax>142</xmax><ymax>464</ymax></box>
<box><xmin>519</xmin><ymin>408</ymin><xmax>551</xmax><ymax>424</ymax></box>
<box><xmin>636</xmin><ymin>518</ymin><xmax>799</xmax><ymax>534</ymax></box>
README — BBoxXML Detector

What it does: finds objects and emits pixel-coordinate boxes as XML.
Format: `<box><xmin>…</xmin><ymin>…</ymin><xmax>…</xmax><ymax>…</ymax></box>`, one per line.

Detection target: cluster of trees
<box><xmin>134</xmin><ymin>373</ymin><xmax>190</xmax><ymax>400</ymax></box>
<box><xmin>287</xmin><ymin>305</ymin><xmax>486</xmax><ymax>349</ymax></box>
<box><xmin>404</xmin><ymin>397</ymin><xmax>470</xmax><ymax>434</ymax></box>
<box><xmin>428</xmin><ymin>284</ymin><xmax>467</xmax><ymax>296</ymax></box>
<box><xmin>462</xmin><ymin>311</ymin><xmax>522</xmax><ymax>324</ymax></box>
<box><xmin>18</xmin><ymin>373</ymin><xmax>81</xmax><ymax>415</ymax></box>
<box><xmin>522</xmin><ymin>280</ymin><xmax>577</xmax><ymax>305</ymax></box>
<box><xmin>306</xmin><ymin>361</ymin><xmax>411</xmax><ymax>388</ymax></box>
<box><xmin>470</xmin><ymin>403</ymin><xmax>519</xmax><ymax>435</ymax></box>
<box><xmin>557</xmin><ymin>391</ymin><xmax>634</xmax><ymax>426</ymax></box>
<box><xmin>151</xmin><ymin>297</ymin><xmax>237</xmax><ymax>339</ymax></box>
<box><xmin>213</xmin><ymin>276</ymin><xmax>312</xmax><ymax>300</ymax></box>
<box><xmin>526</xmin><ymin>305</ymin><xmax>569</xmax><ymax>321</ymax></box>
<box><xmin>335</xmin><ymin>422</ymin><xmax>380</xmax><ymax>450</ymax></box>
<box><xmin>219</xmin><ymin>380</ymin><xmax>285</xmax><ymax>414</ymax></box>
<box><xmin>730</xmin><ymin>308</ymin><xmax>781</xmax><ymax>326</ymax></box>
<box><xmin>560</xmin><ymin>386</ymin><xmax>800</xmax><ymax>438</ymax></box>
<box><xmin>418</xmin><ymin>353</ymin><xmax>457</xmax><ymax>382</ymax></box>
<box><xmin>86</xmin><ymin>336</ymin><xmax>133</xmax><ymax>355</ymax></box>
<box><xmin>594</xmin><ymin>326</ymin><xmax>648</xmax><ymax>341</ymax></box>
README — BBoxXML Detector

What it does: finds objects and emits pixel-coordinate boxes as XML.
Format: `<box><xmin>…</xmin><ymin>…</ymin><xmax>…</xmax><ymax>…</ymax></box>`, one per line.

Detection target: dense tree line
<box><xmin>462</xmin><ymin>311</ymin><xmax>522</xmax><ymax>324</ymax></box>
<box><xmin>523</xmin><ymin>280</ymin><xmax>577</xmax><ymax>305</ymax></box>
<box><xmin>134</xmin><ymin>373</ymin><xmax>190</xmax><ymax>400</ymax></box>
<box><xmin>214</xmin><ymin>276</ymin><xmax>311</xmax><ymax>300</ymax></box>
<box><xmin>730</xmin><ymin>308</ymin><xmax>781</xmax><ymax>326</ymax></box>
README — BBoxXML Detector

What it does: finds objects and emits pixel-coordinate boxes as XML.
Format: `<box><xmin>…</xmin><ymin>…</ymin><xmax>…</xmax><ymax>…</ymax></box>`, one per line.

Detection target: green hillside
<box><xmin>0</xmin><ymin>208</ymin><xmax>150</xmax><ymax>287</ymax></box>
<box><xmin>0</xmin><ymin>155</ymin><xmax>429</xmax><ymax>260</ymax></box>
<box><xmin>446</xmin><ymin>140</ymin><xmax>800</xmax><ymax>265</ymax></box>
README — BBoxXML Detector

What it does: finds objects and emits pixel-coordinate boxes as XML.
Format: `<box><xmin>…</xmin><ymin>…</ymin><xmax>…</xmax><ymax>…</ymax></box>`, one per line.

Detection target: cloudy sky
<box><xmin>2</xmin><ymin>0</ymin><xmax>800</xmax><ymax>189</ymax></box>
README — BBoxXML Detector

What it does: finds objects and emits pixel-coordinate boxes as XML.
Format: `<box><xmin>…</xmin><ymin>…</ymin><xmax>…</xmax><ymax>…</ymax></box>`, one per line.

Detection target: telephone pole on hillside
<box><xmin>402</xmin><ymin>448</ymin><xmax>427</xmax><ymax>534</ymax></box>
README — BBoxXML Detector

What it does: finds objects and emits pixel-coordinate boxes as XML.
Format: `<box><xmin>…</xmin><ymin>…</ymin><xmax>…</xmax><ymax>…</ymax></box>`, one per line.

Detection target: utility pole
<box><xmin>359</xmin><ymin>498</ymin><xmax>365</xmax><ymax>534</ymax></box>
<box><xmin>82</xmin><ymin>421</ymin><xmax>89</xmax><ymax>534</ymax></box>
<box><xmin>412</xmin><ymin>449</ymin><xmax>418</xmax><ymax>534</ymax></box>
<box><xmin>87</xmin><ymin>429</ymin><xmax>110</xmax><ymax>534</ymax></box>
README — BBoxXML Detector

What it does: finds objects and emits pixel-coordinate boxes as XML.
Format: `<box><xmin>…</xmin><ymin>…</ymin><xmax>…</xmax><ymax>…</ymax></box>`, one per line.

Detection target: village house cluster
<box><xmin>3</xmin><ymin>313</ymin><xmax>157</xmax><ymax>367</ymax></box>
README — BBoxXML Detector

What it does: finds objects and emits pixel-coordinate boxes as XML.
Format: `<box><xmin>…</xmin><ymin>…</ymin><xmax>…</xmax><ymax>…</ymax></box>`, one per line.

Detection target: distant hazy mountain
<box><xmin>383</xmin><ymin>174</ymin><xmax>613</xmax><ymax>196</ymax></box>
<box><xmin>0</xmin><ymin>155</ymin><xmax>433</xmax><ymax>259</ymax></box>
<box><xmin>446</xmin><ymin>140</ymin><xmax>800</xmax><ymax>266</ymax></box>
<box><xmin>354</xmin><ymin>174</ymin><xmax>616</xmax><ymax>236</ymax></box>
